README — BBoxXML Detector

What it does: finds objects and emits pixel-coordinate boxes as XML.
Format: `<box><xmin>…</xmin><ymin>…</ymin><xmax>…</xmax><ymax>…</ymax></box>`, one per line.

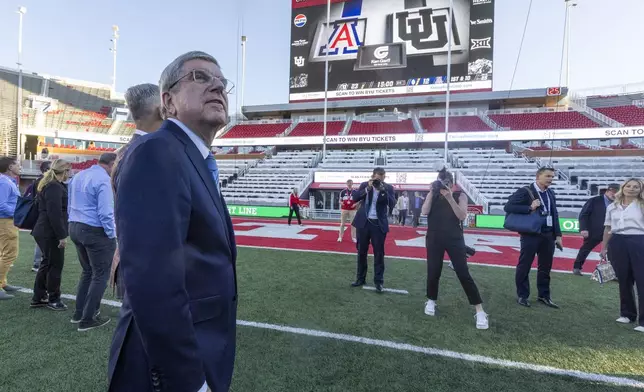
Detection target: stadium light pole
<box><xmin>443</xmin><ymin>0</ymin><xmax>454</xmax><ymax>166</ymax></box>
<box><xmin>16</xmin><ymin>6</ymin><xmax>27</xmax><ymax>159</ymax></box>
<box><xmin>563</xmin><ymin>0</ymin><xmax>577</xmax><ymax>88</ymax></box>
<box><xmin>240</xmin><ymin>35</ymin><xmax>247</xmax><ymax>117</ymax></box>
<box><xmin>110</xmin><ymin>25</ymin><xmax>119</xmax><ymax>93</ymax></box>
<box><xmin>322</xmin><ymin>0</ymin><xmax>331</xmax><ymax>160</ymax></box>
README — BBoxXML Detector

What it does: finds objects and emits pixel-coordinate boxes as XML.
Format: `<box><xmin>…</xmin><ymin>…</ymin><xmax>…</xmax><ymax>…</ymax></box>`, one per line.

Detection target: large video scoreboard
<box><xmin>289</xmin><ymin>0</ymin><xmax>494</xmax><ymax>102</ymax></box>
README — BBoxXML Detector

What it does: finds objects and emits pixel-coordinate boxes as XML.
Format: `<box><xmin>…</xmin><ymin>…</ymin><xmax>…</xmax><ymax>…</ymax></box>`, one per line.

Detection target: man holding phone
<box><xmin>504</xmin><ymin>167</ymin><xmax>563</xmax><ymax>309</ymax></box>
<box><xmin>350</xmin><ymin>168</ymin><xmax>396</xmax><ymax>293</ymax></box>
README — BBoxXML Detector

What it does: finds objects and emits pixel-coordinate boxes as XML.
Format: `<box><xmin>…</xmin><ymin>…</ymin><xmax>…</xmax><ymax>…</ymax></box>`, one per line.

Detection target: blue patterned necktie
<box><xmin>205</xmin><ymin>153</ymin><xmax>220</xmax><ymax>193</ymax></box>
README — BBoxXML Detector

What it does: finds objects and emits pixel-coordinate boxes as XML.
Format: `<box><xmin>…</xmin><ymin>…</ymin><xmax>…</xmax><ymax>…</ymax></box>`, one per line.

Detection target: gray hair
<box><xmin>159</xmin><ymin>51</ymin><xmax>220</xmax><ymax>95</ymax></box>
<box><xmin>98</xmin><ymin>152</ymin><xmax>118</xmax><ymax>165</ymax></box>
<box><xmin>125</xmin><ymin>83</ymin><xmax>161</xmax><ymax>121</ymax></box>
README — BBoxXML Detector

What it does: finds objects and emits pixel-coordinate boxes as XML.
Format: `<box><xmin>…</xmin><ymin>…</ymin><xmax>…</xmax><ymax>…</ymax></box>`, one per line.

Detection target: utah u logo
<box><xmin>294</xmin><ymin>56</ymin><xmax>305</xmax><ymax>67</ymax></box>
<box><xmin>393</xmin><ymin>7</ymin><xmax>463</xmax><ymax>56</ymax></box>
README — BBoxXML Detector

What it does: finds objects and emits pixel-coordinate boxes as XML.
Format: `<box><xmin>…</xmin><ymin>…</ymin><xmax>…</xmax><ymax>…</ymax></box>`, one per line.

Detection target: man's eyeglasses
<box><xmin>169</xmin><ymin>69</ymin><xmax>235</xmax><ymax>94</ymax></box>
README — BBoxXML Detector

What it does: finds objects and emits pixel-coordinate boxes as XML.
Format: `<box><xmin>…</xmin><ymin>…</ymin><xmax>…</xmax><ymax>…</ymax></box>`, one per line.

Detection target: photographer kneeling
<box><xmin>422</xmin><ymin>169</ymin><xmax>488</xmax><ymax>330</ymax></box>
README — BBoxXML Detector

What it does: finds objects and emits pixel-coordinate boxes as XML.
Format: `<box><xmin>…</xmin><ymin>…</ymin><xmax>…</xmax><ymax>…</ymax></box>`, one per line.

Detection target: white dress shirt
<box><xmin>400</xmin><ymin>196</ymin><xmax>409</xmax><ymax>210</ymax></box>
<box><xmin>168</xmin><ymin>118</ymin><xmax>210</xmax><ymax>159</ymax></box>
<box><xmin>368</xmin><ymin>187</ymin><xmax>379</xmax><ymax>219</ymax></box>
<box><xmin>169</xmin><ymin>118</ymin><xmax>210</xmax><ymax>392</ymax></box>
<box><xmin>133</xmin><ymin>129</ymin><xmax>147</xmax><ymax>137</ymax></box>
<box><xmin>604</xmin><ymin>201</ymin><xmax>644</xmax><ymax>235</ymax></box>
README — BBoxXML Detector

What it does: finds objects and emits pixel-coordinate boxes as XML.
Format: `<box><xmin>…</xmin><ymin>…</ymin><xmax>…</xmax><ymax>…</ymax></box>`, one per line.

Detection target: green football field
<box><xmin>1</xmin><ymin>232</ymin><xmax>643</xmax><ymax>392</ymax></box>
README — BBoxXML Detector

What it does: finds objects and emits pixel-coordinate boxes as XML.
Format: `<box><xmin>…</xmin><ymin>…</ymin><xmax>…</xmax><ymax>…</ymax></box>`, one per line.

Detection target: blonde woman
<box><xmin>600</xmin><ymin>178</ymin><xmax>644</xmax><ymax>333</ymax></box>
<box><xmin>30</xmin><ymin>159</ymin><xmax>72</xmax><ymax>311</ymax></box>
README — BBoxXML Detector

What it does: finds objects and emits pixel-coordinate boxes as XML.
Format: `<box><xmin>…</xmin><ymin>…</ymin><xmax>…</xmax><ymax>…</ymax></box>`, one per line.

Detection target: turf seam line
<box><xmin>15</xmin><ymin>287</ymin><xmax>642</xmax><ymax>389</ymax></box>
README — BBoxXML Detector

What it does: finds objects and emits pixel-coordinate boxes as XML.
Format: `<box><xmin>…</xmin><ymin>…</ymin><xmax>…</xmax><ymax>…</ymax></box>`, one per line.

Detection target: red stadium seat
<box><xmin>488</xmin><ymin>111</ymin><xmax>598</xmax><ymax>130</ymax></box>
<box><xmin>595</xmin><ymin>106</ymin><xmax>644</xmax><ymax>126</ymax></box>
<box><xmin>419</xmin><ymin>116</ymin><xmax>491</xmax><ymax>133</ymax></box>
<box><xmin>288</xmin><ymin>121</ymin><xmax>345</xmax><ymax>137</ymax></box>
<box><xmin>223</xmin><ymin>123</ymin><xmax>290</xmax><ymax>138</ymax></box>
<box><xmin>347</xmin><ymin>120</ymin><xmax>414</xmax><ymax>135</ymax></box>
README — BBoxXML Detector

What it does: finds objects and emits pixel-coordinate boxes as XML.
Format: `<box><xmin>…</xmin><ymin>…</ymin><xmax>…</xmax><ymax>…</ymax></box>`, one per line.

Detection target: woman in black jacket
<box><xmin>31</xmin><ymin>159</ymin><xmax>72</xmax><ymax>311</ymax></box>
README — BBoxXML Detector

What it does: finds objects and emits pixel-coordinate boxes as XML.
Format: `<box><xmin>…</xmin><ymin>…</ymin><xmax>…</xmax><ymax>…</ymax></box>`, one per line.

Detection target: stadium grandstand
<box><xmin>2</xmin><ymin>64</ymin><xmax>644</xmax><ymax>217</ymax></box>
<box><xmin>3</xmin><ymin>0</ymin><xmax>644</xmax><ymax>389</ymax></box>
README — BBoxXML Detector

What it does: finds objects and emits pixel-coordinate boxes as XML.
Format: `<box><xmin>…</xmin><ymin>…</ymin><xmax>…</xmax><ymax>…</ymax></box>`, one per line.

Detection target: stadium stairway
<box><xmin>568</xmin><ymin>99</ymin><xmax>623</xmax><ymax>128</ymax></box>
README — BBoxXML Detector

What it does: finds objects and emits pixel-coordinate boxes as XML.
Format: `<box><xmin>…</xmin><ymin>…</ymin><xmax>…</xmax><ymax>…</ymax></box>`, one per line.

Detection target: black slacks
<box><xmin>33</xmin><ymin>236</ymin><xmax>65</xmax><ymax>303</ymax></box>
<box><xmin>412</xmin><ymin>209</ymin><xmax>421</xmax><ymax>228</ymax></box>
<box><xmin>573</xmin><ymin>236</ymin><xmax>602</xmax><ymax>270</ymax></box>
<box><xmin>288</xmin><ymin>205</ymin><xmax>302</xmax><ymax>225</ymax></box>
<box><xmin>356</xmin><ymin>220</ymin><xmax>386</xmax><ymax>285</ymax></box>
<box><xmin>398</xmin><ymin>209</ymin><xmax>408</xmax><ymax>226</ymax></box>
<box><xmin>426</xmin><ymin>231</ymin><xmax>482</xmax><ymax>305</ymax></box>
<box><xmin>516</xmin><ymin>232</ymin><xmax>555</xmax><ymax>299</ymax></box>
<box><xmin>609</xmin><ymin>234</ymin><xmax>644</xmax><ymax>327</ymax></box>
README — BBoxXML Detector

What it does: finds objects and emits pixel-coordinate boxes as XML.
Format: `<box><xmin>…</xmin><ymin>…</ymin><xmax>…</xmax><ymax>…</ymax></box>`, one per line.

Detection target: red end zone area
<box><xmin>231</xmin><ymin>218</ymin><xmax>600</xmax><ymax>273</ymax></box>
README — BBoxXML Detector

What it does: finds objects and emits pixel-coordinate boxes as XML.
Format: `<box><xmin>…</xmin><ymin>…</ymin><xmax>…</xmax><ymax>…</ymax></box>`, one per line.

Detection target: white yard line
<box><xmin>236</xmin><ymin>244</ymin><xmax>588</xmax><ymax>275</ymax></box>
<box><xmin>14</xmin><ymin>287</ymin><xmax>642</xmax><ymax>389</ymax></box>
<box><xmin>362</xmin><ymin>286</ymin><xmax>409</xmax><ymax>294</ymax></box>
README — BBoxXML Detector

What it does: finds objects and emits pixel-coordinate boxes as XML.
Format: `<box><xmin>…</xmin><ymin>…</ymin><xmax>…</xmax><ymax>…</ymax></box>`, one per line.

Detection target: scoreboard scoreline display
<box><xmin>289</xmin><ymin>0</ymin><xmax>495</xmax><ymax>102</ymax></box>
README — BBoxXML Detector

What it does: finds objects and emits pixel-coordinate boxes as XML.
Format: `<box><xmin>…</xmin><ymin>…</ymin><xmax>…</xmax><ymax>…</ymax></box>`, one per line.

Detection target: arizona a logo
<box><xmin>311</xmin><ymin>18</ymin><xmax>366</xmax><ymax>62</ymax></box>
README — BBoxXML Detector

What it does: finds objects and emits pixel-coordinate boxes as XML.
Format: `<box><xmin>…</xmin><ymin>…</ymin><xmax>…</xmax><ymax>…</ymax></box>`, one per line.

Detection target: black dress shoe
<box><xmin>375</xmin><ymin>284</ymin><xmax>384</xmax><ymax>293</ymax></box>
<box><xmin>30</xmin><ymin>298</ymin><xmax>49</xmax><ymax>308</ymax></box>
<box><xmin>517</xmin><ymin>297</ymin><xmax>531</xmax><ymax>307</ymax></box>
<box><xmin>351</xmin><ymin>280</ymin><xmax>365</xmax><ymax>287</ymax></box>
<box><xmin>47</xmin><ymin>301</ymin><xmax>68</xmax><ymax>311</ymax></box>
<box><xmin>537</xmin><ymin>297</ymin><xmax>560</xmax><ymax>309</ymax></box>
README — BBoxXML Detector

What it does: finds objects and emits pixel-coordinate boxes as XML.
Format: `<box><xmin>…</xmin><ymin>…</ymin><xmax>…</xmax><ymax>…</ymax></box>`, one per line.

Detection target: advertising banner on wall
<box><xmin>23</xmin><ymin>126</ymin><xmax>644</xmax><ymax>148</ymax></box>
<box><xmin>227</xmin><ymin>205</ymin><xmax>291</xmax><ymax>218</ymax></box>
<box><xmin>314</xmin><ymin>171</ymin><xmax>438</xmax><ymax>184</ymax></box>
<box><xmin>210</xmin><ymin>126</ymin><xmax>644</xmax><ymax>147</ymax></box>
<box><xmin>289</xmin><ymin>0</ymin><xmax>495</xmax><ymax>102</ymax></box>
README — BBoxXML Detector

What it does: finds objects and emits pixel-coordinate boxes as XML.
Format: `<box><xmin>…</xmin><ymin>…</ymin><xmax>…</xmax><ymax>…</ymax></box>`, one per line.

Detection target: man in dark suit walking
<box><xmin>108</xmin><ymin>51</ymin><xmax>237</xmax><ymax>392</ymax></box>
<box><xmin>505</xmin><ymin>167</ymin><xmax>563</xmax><ymax>309</ymax></box>
<box><xmin>351</xmin><ymin>167</ymin><xmax>396</xmax><ymax>292</ymax></box>
<box><xmin>572</xmin><ymin>183</ymin><xmax>619</xmax><ymax>275</ymax></box>
<box><xmin>110</xmin><ymin>83</ymin><xmax>163</xmax><ymax>299</ymax></box>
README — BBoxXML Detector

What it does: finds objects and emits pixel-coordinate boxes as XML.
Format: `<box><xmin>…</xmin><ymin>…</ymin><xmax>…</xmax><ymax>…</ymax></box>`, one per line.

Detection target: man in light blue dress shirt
<box><xmin>68</xmin><ymin>152</ymin><xmax>118</xmax><ymax>331</ymax></box>
<box><xmin>0</xmin><ymin>157</ymin><xmax>21</xmax><ymax>300</ymax></box>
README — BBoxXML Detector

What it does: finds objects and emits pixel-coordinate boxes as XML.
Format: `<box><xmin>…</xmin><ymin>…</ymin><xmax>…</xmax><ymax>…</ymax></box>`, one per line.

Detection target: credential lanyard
<box><xmin>533</xmin><ymin>183</ymin><xmax>550</xmax><ymax>215</ymax></box>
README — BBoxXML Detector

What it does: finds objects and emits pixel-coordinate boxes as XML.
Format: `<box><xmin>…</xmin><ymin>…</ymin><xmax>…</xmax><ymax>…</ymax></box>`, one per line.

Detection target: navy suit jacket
<box><xmin>504</xmin><ymin>185</ymin><xmax>562</xmax><ymax>237</ymax></box>
<box><xmin>351</xmin><ymin>181</ymin><xmax>396</xmax><ymax>233</ymax></box>
<box><xmin>578</xmin><ymin>195</ymin><xmax>608</xmax><ymax>238</ymax></box>
<box><xmin>108</xmin><ymin>120</ymin><xmax>237</xmax><ymax>392</ymax></box>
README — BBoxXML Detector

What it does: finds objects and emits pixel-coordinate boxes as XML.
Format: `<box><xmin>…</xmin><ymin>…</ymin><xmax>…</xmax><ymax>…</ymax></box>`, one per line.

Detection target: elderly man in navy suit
<box><xmin>108</xmin><ymin>51</ymin><xmax>237</xmax><ymax>392</ymax></box>
<box><xmin>350</xmin><ymin>167</ymin><xmax>396</xmax><ymax>292</ymax></box>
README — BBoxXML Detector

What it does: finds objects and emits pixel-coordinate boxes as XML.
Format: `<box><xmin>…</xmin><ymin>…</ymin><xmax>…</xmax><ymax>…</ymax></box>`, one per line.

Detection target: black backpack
<box><xmin>14</xmin><ymin>183</ymin><xmax>39</xmax><ymax>230</ymax></box>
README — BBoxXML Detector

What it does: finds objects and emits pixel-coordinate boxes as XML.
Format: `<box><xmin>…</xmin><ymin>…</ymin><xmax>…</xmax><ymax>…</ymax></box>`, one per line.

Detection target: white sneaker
<box><xmin>424</xmin><ymin>300</ymin><xmax>436</xmax><ymax>316</ymax></box>
<box><xmin>616</xmin><ymin>317</ymin><xmax>632</xmax><ymax>324</ymax></box>
<box><xmin>337</xmin><ymin>237</ymin><xmax>342</xmax><ymax>243</ymax></box>
<box><xmin>476</xmin><ymin>312</ymin><xmax>489</xmax><ymax>330</ymax></box>
<box><xmin>635</xmin><ymin>326</ymin><xmax>644</xmax><ymax>333</ymax></box>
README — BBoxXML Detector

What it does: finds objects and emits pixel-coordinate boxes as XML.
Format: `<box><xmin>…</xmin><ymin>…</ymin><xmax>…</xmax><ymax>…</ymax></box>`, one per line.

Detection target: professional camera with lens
<box><xmin>371</xmin><ymin>179</ymin><xmax>382</xmax><ymax>189</ymax></box>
